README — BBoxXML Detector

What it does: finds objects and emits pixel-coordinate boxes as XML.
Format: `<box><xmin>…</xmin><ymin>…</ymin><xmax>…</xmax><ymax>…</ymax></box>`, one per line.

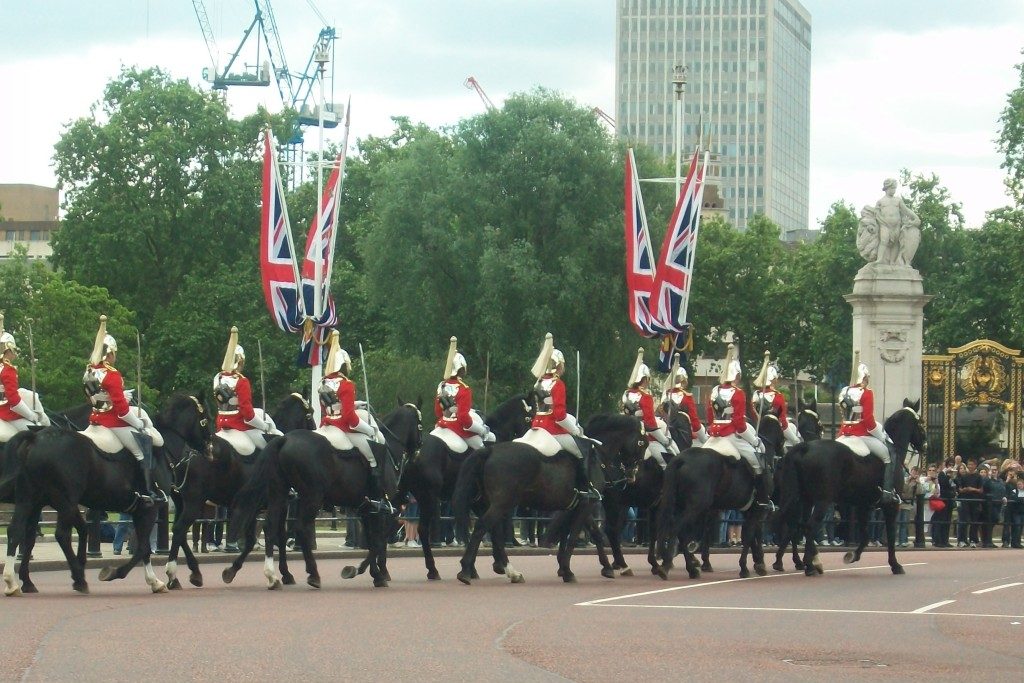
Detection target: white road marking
<box><xmin>912</xmin><ymin>600</ymin><xmax>956</xmax><ymax>614</ymax></box>
<box><xmin>972</xmin><ymin>582</ymin><xmax>1023</xmax><ymax>595</ymax></box>
<box><xmin>582</xmin><ymin>604</ymin><xmax>1024</xmax><ymax>620</ymax></box>
<box><xmin>575</xmin><ymin>562</ymin><xmax>928</xmax><ymax>607</ymax></box>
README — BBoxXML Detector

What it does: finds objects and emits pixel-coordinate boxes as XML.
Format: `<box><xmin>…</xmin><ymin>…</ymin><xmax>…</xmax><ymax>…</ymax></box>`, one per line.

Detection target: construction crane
<box><xmin>192</xmin><ymin>0</ymin><xmax>271</xmax><ymax>88</ymax></box>
<box><xmin>592</xmin><ymin>107</ymin><xmax>616</xmax><ymax>129</ymax></box>
<box><xmin>464</xmin><ymin>76</ymin><xmax>495</xmax><ymax>111</ymax></box>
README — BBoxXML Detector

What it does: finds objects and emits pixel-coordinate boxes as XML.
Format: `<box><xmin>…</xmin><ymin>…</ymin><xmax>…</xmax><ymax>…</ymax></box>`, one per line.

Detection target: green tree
<box><xmin>998</xmin><ymin>48</ymin><xmax>1024</xmax><ymax>205</ymax></box>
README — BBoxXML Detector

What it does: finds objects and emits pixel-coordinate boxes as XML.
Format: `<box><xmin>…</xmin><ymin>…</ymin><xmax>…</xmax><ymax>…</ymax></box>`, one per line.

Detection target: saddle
<box><xmin>79</xmin><ymin>425</ymin><xmax>134</xmax><ymax>463</ymax></box>
<box><xmin>703</xmin><ymin>435</ymin><xmax>742</xmax><ymax>460</ymax></box>
<box><xmin>836</xmin><ymin>435</ymin><xmax>871</xmax><ymax>457</ymax></box>
<box><xmin>314</xmin><ymin>425</ymin><xmax>354</xmax><ymax>452</ymax></box>
<box><xmin>513</xmin><ymin>428</ymin><xmax>561</xmax><ymax>457</ymax></box>
<box><xmin>429</xmin><ymin>426</ymin><xmax>469</xmax><ymax>454</ymax></box>
<box><xmin>215</xmin><ymin>429</ymin><xmax>257</xmax><ymax>460</ymax></box>
<box><xmin>0</xmin><ymin>420</ymin><xmax>19</xmax><ymax>444</ymax></box>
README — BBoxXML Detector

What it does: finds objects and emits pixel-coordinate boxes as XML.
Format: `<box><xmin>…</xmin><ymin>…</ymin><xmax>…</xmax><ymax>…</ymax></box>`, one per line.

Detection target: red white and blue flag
<box><xmin>648</xmin><ymin>148</ymin><xmax>707</xmax><ymax>333</ymax></box>
<box><xmin>624</xmin><ymin>149</ymin><xmax>663</xmax><ymax>338</ymax></box>
<box><xmin>259</xmin><ymin>130</ymin><xmax>304</xmax><ymax>334</ymax></box>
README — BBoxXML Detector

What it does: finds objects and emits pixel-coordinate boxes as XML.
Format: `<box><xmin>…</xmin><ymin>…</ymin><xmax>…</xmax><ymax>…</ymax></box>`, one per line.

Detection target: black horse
<box><xmin>223</xmin><ymin>403</ymin><xmax>422</xmax><ymax>589</ymax></box>
<box><xmin>162</xmin><ymin>392</ymin><xmax>314</xmax><ymax>590</ymax></box>
<box><xmin>0</xmin><ymin>415</ymin><xmax>183</xmax><ymax>596</ymax></box>
<box><xmin>453</xmin><ymin>414</ymin><xmax>645</xmax><ymax>585</ymax></box>
<box><xmin>775</xmin><ymin>399</ymin><xmax>926</xmax><ymax>577</ymax></box>
<box><xmin>657</xmin><ymin>415</ymin><xmax>787</xmax><ymax>580</ymax></box>
<box><xmin>398</xmin><ymin>393</ymin><xmax>534</xmax><ymax>580</ymax></box>
<box><xmin>770</xmin><ymin>399</ymin><xmax>825</xmax><ymax>572</ymax></box>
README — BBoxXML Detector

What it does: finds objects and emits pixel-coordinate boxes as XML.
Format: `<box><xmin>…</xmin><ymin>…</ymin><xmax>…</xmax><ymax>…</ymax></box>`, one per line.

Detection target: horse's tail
<box><xmin>656</xmin><ymin>455</ymin><xmax>687</xmax><ymax>544</ymax></box>
<box><xmin>229</xmin><ymin>436</ymin><xmax>284</xmax><ymax>537</ymax></box>
<box><xmin>0</xmin><ymin>430</ymin><xmax>36</xmax><ymax>501</ymax></box>
<box><xmin>452</xmin><ymin>447</ymin><xmax>490</xmax><ymax>530</ymax></box>
<box><xmin>771</xmin><ymin>442</ymin><xmax>807</xmax><ymax>536</ymax></box>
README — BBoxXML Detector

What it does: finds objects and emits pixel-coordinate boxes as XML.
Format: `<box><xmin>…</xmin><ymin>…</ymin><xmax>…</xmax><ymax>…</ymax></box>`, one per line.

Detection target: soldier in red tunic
<box><xmin>82</xmin><ymin>315</ymin><xmax>152</xmax><ymax>496</ymax></box>
<box><xmin>213</xmin><ymin>326</ymin><xmax>271</xmax><ymax>451</ymax></box>
<box><xmin>837</xmin><ymin>353</ymin><xmax>901</xmax><ymax>504</ymax></box>
<box><xmin>529</xmin><ymin>333</ymin><xmax>599</xmax><ymax>499</ymax></box>
<box><xmin>706</xmin><ymin>343</ymin><xmax>770</xmax><ymax>508</ymax></box>
<box><xmin>434</xmin><ymin>336</ymin><xmax>493</xmax><ymax>450</ymax></box>
<box><xmin>622</xmin><ymin>348</ymin><xmax>677</xmax><ymax>468</ymax></box>
<box><xmin>661</xmin><ymin>353</ymin><xmax>707</xmax><ymax>445</ymax></box>
<box><xmin>751</xmin><ymin>350</ymin><xmax>800</xmax><ymax>448</ymax></box>
<box><xmin>0</xmin><ymin>314</ymin><xmax>44</xmax><ymax>437</ymax></box>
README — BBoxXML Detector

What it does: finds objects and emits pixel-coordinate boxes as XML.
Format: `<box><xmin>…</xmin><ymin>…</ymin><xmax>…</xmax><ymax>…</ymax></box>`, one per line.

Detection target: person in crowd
<box><xmin>920</xmin><ymin>464</ymin><xmax>938</xmax><ymax>543</ymax></box>
<box><xmin>956</xmin><ymin>459</ymin><xmax>984</xmax><ymax>548</ymax></box>
<box><xmin>931</xmin><ymin>459</ymin><xmax>955</xmax><ymax>547</ymax></box>
<box><xmin>898</xmin><ymin>466</ymin><xmax>920</xmax><ymax>547</ymax></box>
<box><xmin>981</xmin><ymin>464</ymin><xmax>1003</xmax><ymax>548</ymax></box>
<box><xmin>1007</xmin><ymin>476</ymin><xmax>1024</xmax><ymax>549</ymax></box>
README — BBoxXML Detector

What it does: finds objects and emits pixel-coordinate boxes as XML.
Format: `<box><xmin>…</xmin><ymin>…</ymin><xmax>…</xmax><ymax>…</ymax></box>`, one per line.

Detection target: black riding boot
<box><xmin>364</xmin><ymin>463</ymin><xmax>393</xmax><ymax>515</ymax></box>
<box><xmin>574</xmin><ymin>454</ymin><xmax>601</xmax><ymax>502</ymax></box>
<box><xmin>134</xmin><ymin>458</ymin><xmax>156</xmax><ymax>499</ymax></box>
<box><xmin>754</xmin><ymin>472</ymin><xmax>774</xmax><ymax>511</ymax></box>
<box><xmin>879</xmin><ymin>459</ymin><xmax>901</xmax><ymax>505</ymax></box>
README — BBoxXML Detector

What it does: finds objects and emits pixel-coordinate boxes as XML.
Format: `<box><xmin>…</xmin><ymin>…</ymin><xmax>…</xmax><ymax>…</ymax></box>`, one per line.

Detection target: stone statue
<box><xmin>857</xmin><ymin>178</ymin><xmax>921</xmax><ymax>267</ymax></box>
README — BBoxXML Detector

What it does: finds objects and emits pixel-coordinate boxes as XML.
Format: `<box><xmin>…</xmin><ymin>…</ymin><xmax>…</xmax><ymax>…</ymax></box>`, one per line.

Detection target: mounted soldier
<box><xmin>622</xmin><ymin>348</ymin><xmax>678</xmax><ymax>468</ymax></box>
<box><xmin>213</xmin><ymin>326</ymin><xmax>279</xmax><ymax>453</ymax></box>
<box><xmin>704</xmin><ymin>343</ymin><xmax>771</xmax><ymax>508</ymax></box>
<box><xmin>0</xmin><ymin>313</ymin><xmax>50</xmax><ymax>442</ymax></box>
<box><xmin>82</xmin><ymin>315</ymin><xmax>156</xmax><ymax>498</ymax></box>
<box><xmin>751</xmin><ymin>350</ymin><xmax>800</xmax><ymax>448</ymax></box>
<box><xmin>661</xmin><ymin>353</ymin><xmax>707</xmax><ymax>445</ymax></box>
<box><xmin>836</xmin><ymin>352</ymin><xmax>902</xmax><ymax>505</ymax></box>
<box><xmin>524</xmin><ymin>332</ymin><xmax>600</xmax><ymax>499</ymax></box>
<box><xmin>316</xmin><ymin>330</ymin><xmax>388</xmax><ymax>505</ymax></box>
<box><xmin>432</xmin><ymin>336</ymin><xmax>494</xmax><ymax>450</ymax></box>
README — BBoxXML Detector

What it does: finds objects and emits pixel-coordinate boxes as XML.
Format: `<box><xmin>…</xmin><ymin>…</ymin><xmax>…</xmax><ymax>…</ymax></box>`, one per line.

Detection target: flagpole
<box><xmin>672</xmin><ymin>65</ymin><xmax>687</xmax><ymax>200</ymax></box>
<box><xmin>680</xmin><ymin>150</ymin><xmax>710</xmax><ymax>326</ymax></box>
<box><xmin>310</xmin><ymin>48</ymin><xmax>329</xmax><ymax>423</ymax></box>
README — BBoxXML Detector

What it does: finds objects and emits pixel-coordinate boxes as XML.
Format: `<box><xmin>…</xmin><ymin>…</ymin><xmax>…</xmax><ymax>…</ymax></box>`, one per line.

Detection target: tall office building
<box><xmin>616</xmin><ymin>0</ymin><xmax>811</xmax><ymax>237</ymax></box>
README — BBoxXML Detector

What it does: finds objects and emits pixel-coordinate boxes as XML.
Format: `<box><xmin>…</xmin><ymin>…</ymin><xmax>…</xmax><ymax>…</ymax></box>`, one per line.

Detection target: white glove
<box><xmin>868</xmin><ymin>423</ymin><xmax>888</xmax><ymax>443</ymax></box>
<box><xmin>668</xmin><ymin>440</ymin><xmax>680</xmax><ymax>456</ymax></box>
<box><xmin>555</xmin><ymin>416</ymin><xmax>583</xmax><ymax>437</ymax></box>
<box><xmin>649</xmin><ymin>427</ymin><xmax>672</xmax><ymax>448</ymax></box>
<box><xmin>245</xmin><ymin>413</ymin><xmax>270</xmax><ymax>433</ymax></box>
<box><xmin>484</xmin><ymin>431</ymin><xmax>497</xmax><ymax>443</ymax></box>
<box><xmin>353</xmin><ymin>418</ymin><xmax>376</xmax><ymax>437</ymax></box>
<box><xmin>354</xmin><ymin>400</ymin><xmax>368</xmax><ymax>410</ymax></box>
<box><xmin>120</xmin><ymin>410</ymin><xmax>145</xmax><ymax>430</ymax></box>
<box><xmin>738</xmin><ymin>425</ymin><xmax>760</xmax><ymax>448</ymax></box>
<box><xmin>11</xmin><ymin>400</ymin><xmax>39</xmax><ymax>423</ymax></box>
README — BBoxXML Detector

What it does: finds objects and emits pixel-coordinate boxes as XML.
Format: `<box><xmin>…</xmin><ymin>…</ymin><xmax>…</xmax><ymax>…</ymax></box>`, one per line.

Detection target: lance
<box><xmin>257</xmin><ymin>339</ymin><xmax>267</xmax><ymax>413</ymax></box>
<box><xmin>135</xmin><ymin>331</ymin><xmax>143</xmax><ymax>416</ymax></box>
<box><xmin>358</xmin><ymin>343</ymin><xmax>372</xmax><ymax>413</ymax></box>
<box><xmin>576</xmin><ymin>350</ymin><xmax>581</xmax><ymax>417</ymax></box>
<box><xmin>26</xmin><ymin>319</ymin><xmax>38</xmax><ymax>413</ymax></box>
<box><xmin>483</xmin><ymin>351</ymin><xmax>490</xmax><ymax>416</ymax></box>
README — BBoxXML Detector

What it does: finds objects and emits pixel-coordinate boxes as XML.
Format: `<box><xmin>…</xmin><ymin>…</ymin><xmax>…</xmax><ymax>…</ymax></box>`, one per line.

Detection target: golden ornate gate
<box><xmin>922</xmin><ymin>340</ymin><xmax>1024</xmax><ymax>461</ymax></box>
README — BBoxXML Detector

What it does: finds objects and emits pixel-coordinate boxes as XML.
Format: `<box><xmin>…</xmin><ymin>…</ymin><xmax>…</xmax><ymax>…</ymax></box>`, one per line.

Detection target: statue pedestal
<box><xmin>844</xmin><ymin>264</ymin><xmax>933</xmax><ymax>420</ymax></box>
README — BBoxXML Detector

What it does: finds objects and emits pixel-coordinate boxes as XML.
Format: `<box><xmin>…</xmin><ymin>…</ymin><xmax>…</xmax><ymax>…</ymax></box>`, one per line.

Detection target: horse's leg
<box><xmin>293</xmin><ymin>496</ymin><xmax>322</xmax><ymax>589</ymax></box>
<box><xmin>587</xmin><ymin>508</ymin><xmax>616</xmax><ymax>579</ymax></box>
<box><xmin>417</xmin><ymin>492</ymin><xmax>441</xmax><ymax>580</ymax></box>
<box><xmin>748</xmin><ymin>509</ymin><xmax>767</xmax><ymax>576</ymax></box>
<box><xmin>701</xmin><ymin>516</ymin><xmax>715</xmax><ymax>572</ymax></box>
<box><xmin>167</xmin><ymin>496</ymin><xmax>201</xmax><ymax>589</ymax></box>
<box><xmin>136</xmin><ymin>501</ymin><xmax>167</xmax><ymax>593</ymax></box>
<box><xmin>556</xmin><ymin>504</ymin><xmax>589</xmax><ymax>583</ymax></box>
<box><xmin>491</xmin><ymin>514</ymin><xmax>523</xmax><ymax>583</ymax></box>
<box><xmin>604</xmin><ymin>500</ymin><xmax>629</xmax><ymax>572</ymax></box>
<box><xmin>71</xmin><ymin>509</ymin><xmax>88</xmax><ymax>570</ymax></box>
<box><xmin>361</xmin><ymin>509</ymin><xmax>388</xmax><ymax>588</ymax></box>
<box><xmin>276</xmin><ymin>500</ymin><xmax>295</xmax><ymax>585</ymax></box>
<box><xmin>645</xmin><ymin>504</ymin><xmax>660</xmax><ymax>576</ymax></box>
<box><xmin>801</xmin><ymin>502</ymin><xmax>828</xmax><ymax>576</ymax></box>
<box><xmin>222</xmin><ymin>498</ymin><xmax>261</xmax><ymax>585</ymax></box>
<box><xmin>260</xmin><ymin>494</ymin><xmax>285</xmax><ymax>590</ymax></box>
<box><xmin>53</xmin><ymin>506</ymin><xmax>88</xmax><ymax>594</ymax></box>
<box><xmin>844</xmin><ymin>506</ymin><xmax>870</xmax><ymax>565</ymax></box>
<box><xmin>883</xmin><ymin>503</ymin><xmax>904</xmax><ymax>575</ymax></box>
<box><xmin>3</xmin><ymin>500</ymin><xmax>32</xmax><ymax>596</ymax></box>
<box><xmin>15</xmin><ymin>504</ymin><xmax>45</xmax><ymax>594</ymax></box>
<box><xmin>458</xmin><ymin>505</ymin><xmax>503</xmax><ymax>585</ymax></box>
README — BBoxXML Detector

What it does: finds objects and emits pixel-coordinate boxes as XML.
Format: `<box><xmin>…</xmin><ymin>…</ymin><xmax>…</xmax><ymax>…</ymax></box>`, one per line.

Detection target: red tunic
<box><xmin>320</xmin><ymin>373</ymin><xmax>360</xmax><ymax>431</ymax></box>
<box><xmin>435</xmin><ymin>378</ymin><xmax>474</xmax><ymax>438</ymax></box>
<box><xmin>667</xmin><ymin>388</ymin><xmax>703</xmax><ymax>437</ymax></box>
<box><xmin>216</xmin><ymin>372</ymin><xmax>256</xmax><ymax>432</ymax></box>
<box><xmin>532</xmin><ymin>373</ymin><xmax>569</xmax><ymax>435</ymax></box>
<box><xmin>754</xmin><ymin>388</ymin><xmax>790</xmax><ymax>430</ymax></box>
<box><xmin>706</xmin><ymin>383</ymin><xmax>748</xmax><ymax>438</ymax></box>
<box><xmin>838</xmin><ymin>386</ymin><xmax>875</xmax><ymax>438</ymax></box>
<box><xmin>0</xmin><ymin>360</ymin><xmax>23</xmax><ymax>422</ymax></box>
<box><xmin>88</xmin><ymin>363</ymin><xmax>134</xmax><ymax>429</ymax></box>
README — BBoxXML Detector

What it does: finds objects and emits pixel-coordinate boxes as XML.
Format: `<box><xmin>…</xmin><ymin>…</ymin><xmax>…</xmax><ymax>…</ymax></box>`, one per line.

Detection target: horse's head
<box><xmin>885</xmin><ymin>398</ymin><xmax>927</xmax><ymax>457</ymax></box>
<box><xmin>485</xmin><ymin>393</ymin><xmax>536</xmax><ymax>442</ymax></box>
<box><xmin>796</xmin><ymin>396</ymin><xmax>823</xmax><ymax>442</ymax></box>
<box><xmin>382</xmin><ymin>402</ymin><xmax>423</xmax><ymax>459</ymax></box>
<box><xmin>585</xmin><ymin>414</ymin><xmax>647</xmax><ymax>471</ymax></box>
<box><xmin>156</xmin><ymin>393</ymin><xmax>212</xmax><ymax>452</ymax></box>
<box><xmin>661</xmin><ymin>399</ymin><xmax>694</xmax><ymax>450</ymax></box>
<box><xmin>756</xmin><ymin>414</ymin><xmax>787</xmax><ymax>461</ymax></box>
<box><xmin>274</xmin><ymin>392</ymin><xmax>315</xmax><ymax>432</ymax></box>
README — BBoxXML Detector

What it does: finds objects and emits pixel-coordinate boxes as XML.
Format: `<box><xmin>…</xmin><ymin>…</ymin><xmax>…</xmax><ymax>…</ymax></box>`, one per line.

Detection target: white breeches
<box><xmin>347</xmin><ymin>432</ymin><xmax>378</xmax><ymax>468</ymax></box>
<box><xmin>783</xmin><ymin>422</ymin><xmax>800</xmax><ymax>447</ymax></box>
<box><xmin>645</xmin><ymin>441</ymin><xmax>670</xmax><ymax>469</ymax></box>
<box><xmin>244</xmin><ymin>429</ymin><xmax>268</xmax><ymax>451</ymax></box>
<box><xmin>694</xmin><ymin>425</ymin><xmax>708</xmax><ymax>445</ymax></box>
<box><xmin>719</xmin><ymin>434</ymin><xmax>762</xmax><ymax>474</ymax></box>
<box><xmin>462</xmin><ymin>434</ymin><xmax>485</xmax><ymax>450</ymax></box>
<box><xmin>553</xmin><ymin>433</ymin><xmax>584</xmax><ymax>459</ymax></box>
<box><xmin>853</xmin><ymin>435</ymin><xmax>890</xmax><ymax>463</ymax></box>
<box><xmin>109</xmin><ymin>427</ymin><xmax>145</xmax><ymax>460</ymax></box>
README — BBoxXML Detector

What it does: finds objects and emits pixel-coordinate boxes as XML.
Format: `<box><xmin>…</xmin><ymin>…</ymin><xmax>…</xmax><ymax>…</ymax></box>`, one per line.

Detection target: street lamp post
<box><xmin>672</xmin><ymin>64</ymin><xmax>688</xmax><ymax>200</ymax></box>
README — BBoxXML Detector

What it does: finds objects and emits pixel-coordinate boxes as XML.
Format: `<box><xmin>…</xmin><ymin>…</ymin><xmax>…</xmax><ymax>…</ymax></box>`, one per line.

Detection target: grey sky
<box><xmin>1</xmin><ymin>1</ymin><xmax>1022</xmax><ymax>228</ymax></box>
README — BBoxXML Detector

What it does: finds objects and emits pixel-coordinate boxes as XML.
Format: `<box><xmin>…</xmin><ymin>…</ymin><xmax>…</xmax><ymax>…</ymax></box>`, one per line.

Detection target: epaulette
<box><xmin>1</xmin><ymin>358</ymin><xmax>12</xmax><ymax>368</ymax></box>
<box><xmin>457</xmin><ymin>378</ymin><xmax>469</xmax><ymax>389</ymax></box>
<box><xmin>103</xmin><ymin>362</ymin><xmax>116</xmax><ymax>371</ymax></box>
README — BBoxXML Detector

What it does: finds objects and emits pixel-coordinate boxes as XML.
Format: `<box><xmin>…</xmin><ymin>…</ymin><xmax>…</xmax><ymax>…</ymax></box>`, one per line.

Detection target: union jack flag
<box><xmin>259</xmin><ymin>130</ymin><xmax>304</xmax><ymax>334</ymax></box>
<box><xmin>648</xmin><ymin>148</ymin><xmax>707</xmax><ymax>332</ymax></box>
<box><xmin>623</xmin><ymin>149</ymin><xmax>665</xmax><ymax>338</ymax></box>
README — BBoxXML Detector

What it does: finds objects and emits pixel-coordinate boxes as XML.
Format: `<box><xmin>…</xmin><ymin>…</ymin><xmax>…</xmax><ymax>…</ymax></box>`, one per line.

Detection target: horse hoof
<box><xmin>373</xmin><ymin>578</ymin><xmax>388</xmax><ymax>588</ymax></box>
<box><xmin>557</xmin><ymin>567</ymin><xmax>564</xmax><ymax>577</ymax></box>
<box><xmin>307</xmin><ymin>576</ymin><xmax>321</xmax><ymax>589</ymax></box>
<box><xmin>4</xmin><ymin>584</ymin><xmax>22</xmax><ymax>597</ymax></box>
<box><xmin>891</xmin><ymin>564</ymin><xmax>905</xmax><ymax>575</ymax></box>
<box><xmin>98</xmin><ymin>567</ymin><xmax>116</xmax><ymax>582</ymax></box>
<box><xmin>772</xmin><ymin>560</ymin><xmax>784</xmax><ymax>572</ymax></box>
<box><xmin>189</xmin><ymin>572</ymin><xmax>203</xmax><ymax>588</ymax></box>
<box><xmin>457</xmin><ymin>571</ymin><xmax>472</xmax><ymax>585</ymax></box>
<box><xmin>427</xmin><ymin>570</ymin><xmax>441</xmax><ymax>581</ymax></box>
<box><xmin>687</xmin><ymin>568</ymin><xmax>701</xmax><ymax>580</ymax></box>
<box><xmin>601</xmin><ymin>567</ymin><xmax>615</xmax><ymax>579</ymax></box>
<box><xmin>794</xmin><ymin>559</ymin><xmax>805</xmax><ymax>570</ymax></box>
<box><xmin>612</xmin><ymin>562</ymin><xmax>627</xmax><ymax>571</ymax></box>
<box><xmin>341</xmin><ymin>566</ymin><xmax>357</xmax><ymax>580</ymax></box>
<box><xmin>739</xmin><ymin>568</ymin><xmax>750</xmax><ymax>578</ymax></box>
<box><xmin>654</xmin><ymin>566</ymin><xmax>668</xmax><ymax>581</ymax></box>
<box><xmin>151</xmin><ymin>581</ymin><xmax>168</xmax><ymax>594</ymax></box>
<box><xmin>561</xmin><ymin>572</ymin><xmax>576</xmax><ymax>583</ymax></box>
<box><xmin>73</xmin><ymin>581</ymin><xmax>89</xmax><ymax>594</ymax></box>
<box><xmin>701</xmin><ymin>562</ymin><xmax>714</xmax><ymax>572</ymax></box>
<box><xmin>510</xmin><ymin>573</ymin><xmax>525</xmax><ymax>584</ymax></box>
<box><xmin>470</xmin><ymin>568</ymin><xmax>480</xmax><ymax>580</ymax></box>
<box><xmin>804</xmin><ymin>566</ymin><xmax>817</xmax><ymax>577</ymax></box>
<box><xmin>843</xmin><ymin>551</ymin><xmax>855</xmax><ymax>565</ymax></box>
<box><xmin>281</xmin><ymin>574</ymin><xmax>296</xmax><ymax>586</ymax></box>
<box><xmin>619</xmin><ymin>567</ymin><xmax>633</xmax><ymax>577</ymax></box>
<box><xmin>269</xmin><ymin>579</ymin><xmax>282</xmax><ymax>590</ymax></box>
<box><xmin>21</xmin><ymin>582</ymin><xmax>37</xmax><ymax>594</ymax></box>
<box><xmin>814</xmin><ymin>563</ymin><xmax>824</xmax><ymax>575</ymax></box>
<box><xmin>754</xmin><ymin>563</ymin><xmax>767</xmax><ymax>577</ymax></box>
<box><xmin>222</xmin><ymin>567</ymin><xmax>237</xmax><ymax>584</ymax></box>
<box><xmin>383</xmin><ymin>570</ymin><xmax>393</xmax><ymax>583</ymax></box>
<box><xmin>650</xmin><ymin>565</ymin><xmax>660</xmax><ymax>576</ymax></box>
<box><xmin>167</xmin><ymin>578</ymin><xmax>182</xmax><ymax>591</ymax></box>
<box><xmin>492</xmin><ymin>561</ymin><xmax>505</xmax><ymax>575</ymax></box>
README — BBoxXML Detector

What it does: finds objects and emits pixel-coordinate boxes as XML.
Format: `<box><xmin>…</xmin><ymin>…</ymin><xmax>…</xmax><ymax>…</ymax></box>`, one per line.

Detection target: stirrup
<box><xmin>576</xmin><ymin>487</ymin><xmax>602</xmax><ymax>502</ymax></box>
<box><xmin>878</xmin><ymin>487</ymin><xmax>901</xmax><ymax>505</ymax></box>
<box><xmin>362</xmin><ymin>497</ymin><xmax>394</xmax><ymax>515</ymax></box>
